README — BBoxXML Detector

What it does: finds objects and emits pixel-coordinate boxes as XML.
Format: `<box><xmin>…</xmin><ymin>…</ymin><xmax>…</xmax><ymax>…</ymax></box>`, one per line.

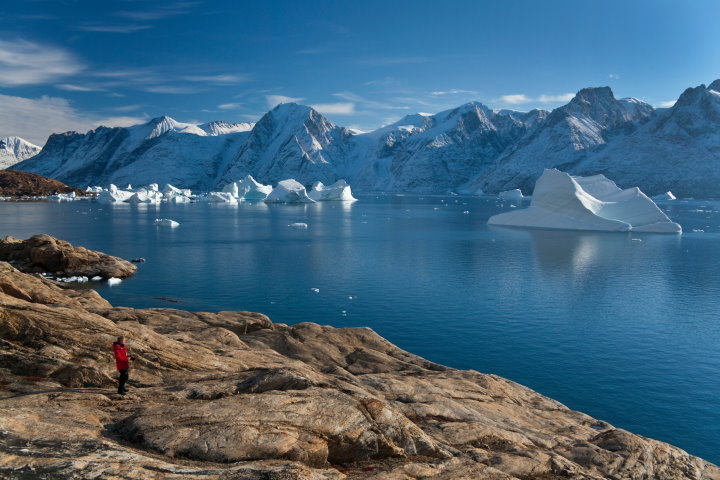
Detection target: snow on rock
<box><xmin>498</xmin><ymin>189</ymin><xmax>524</xmax><ymax>202</ymax></box>
<box><xmin>308</xmin><ymin>179</ymin><xmax>357</xmax><ymax>201</ymax></box>
<box><xmin>652</xmin><ymin>191</ymin><xmax>677</xmax><ymax>201</ymax></box>
<box><xmin>488</xmin><ymin>169</ymin><xmax>682</xmax><ymax>233</ymax></box>
<box><xmin>154</xmin><ymin>218</ymin><xmax>180</xmax><ymax>227</ymax></box>
<box><xmin>0</xmin><ymin>136</ymin><xmax>41</xmax><ymax>170</ymax></box>
<box><xmin>265</xmin><ymin>179</ymin><xmax>315</xmax><ymax>204</ymax></box>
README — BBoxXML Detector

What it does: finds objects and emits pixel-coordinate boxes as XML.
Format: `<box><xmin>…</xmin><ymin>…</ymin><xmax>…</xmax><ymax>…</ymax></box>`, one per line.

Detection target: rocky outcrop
<box><xmin>0</xmin><ymin>259</ymin><xmax>718</xmax><ymax>479</ymax></box>
<box><xmin>0</xmin><ymin>170</ymin><xmax>84</xmax><ymax>197</ymax></box>
<box><xmin>0</xmin><ymin>235</ymin><xmax>136</xmax><ymax>279</ymax></box>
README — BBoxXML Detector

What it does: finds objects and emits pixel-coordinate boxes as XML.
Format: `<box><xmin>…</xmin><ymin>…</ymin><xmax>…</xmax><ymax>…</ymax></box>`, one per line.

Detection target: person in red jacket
<box><xmin>112</xmin><ymin>335</ymin><xmax>131</xmax><ymax>394</ymax></box>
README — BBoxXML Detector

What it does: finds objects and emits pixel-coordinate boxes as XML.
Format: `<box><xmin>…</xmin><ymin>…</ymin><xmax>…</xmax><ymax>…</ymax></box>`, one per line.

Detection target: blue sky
<box><xmin>1</xmin><ymin>0</ymin><xmax>719</xmax><ymax>145</ymax></box>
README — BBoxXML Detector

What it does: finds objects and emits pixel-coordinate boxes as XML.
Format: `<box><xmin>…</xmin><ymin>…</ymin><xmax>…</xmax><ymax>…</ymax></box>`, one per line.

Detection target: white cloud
<box><xmin>430</xmin><ymin>89</ymin><xmax>479</xmax><ymax>96</ymax></box>
<box><xmin>56</xmin><ymin>84</ymin><xmax>102</xmax><ymax>92</ymax></box>
<box><xmin>658</xmin><ymin>100</ymin><xmax>676</xmax><ymax>108</ymax></box>
<box><xmin>182</xmin><ymin>74</ymin><xmax>248</xmax><ymax>84</ymax></box>
<box><xmin>266</xmin><ymin>95</ymin><xmax>304</xmax><ymax>108</ymax></box>
<box><xmin>75</xmin><ymin>24</ymin><xmax>151</xmax><ymax>33</ymax></box>
<box><xmin>218</xmin><ymin>103</ymin><xmax>243</xmax><ymax>110</ymax></box>
<box><xmin>310</xmin><ymin>102</ymin><xmax>355</xmax><ymax>115</ymax></box>
<box><xmin>609</xmin><ymin>73</ymin><xmax>620</xmax><ymax>79</ymax></box>
<box><xmin>499</xmin><ymin>94</ymin><xmax>532</xmax><ymax>104</ymax></box>
<box><xmin>332</xmin><ymin>91</ymin><xmax>409</xmax><ymax>110</ymax></box>
<box><xmin>537</xmin><ymin>93</ymin><xmax>575</xmax><ymax>103</ymax></box>
<box><xmin>116</xmin><ymin>2</ymin><xmax>198</xmax><ymax>21</ymax></box>
<box><xmin>0</xmin><ymin>39</ymin><xmax>84</xmax><ymax>87</ymax></box>
<box><xmin>0</xmin><ymin>94</ymin><xmax>146</xmax><ymax>146</ymax></box>
<box><xmin>498</xmin><ymin>93</ymin><xmax>575</xmax><ymax>105</ymax></box>
<box><xmin>111</xmin><ymin>105</ymin><xmax>143</xmax><ymax>112</ymax></box>
<box><xmin>144</xmin><ymin>85</ymin><xmax>202</xmax><ymax>94</ymax></box>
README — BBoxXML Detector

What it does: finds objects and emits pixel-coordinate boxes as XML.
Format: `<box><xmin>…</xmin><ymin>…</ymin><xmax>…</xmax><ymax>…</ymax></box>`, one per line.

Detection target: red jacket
<box><xmin>113</xmin><ymin>342</ymin><xmax>129</xmax><ymax>370</ymax></box>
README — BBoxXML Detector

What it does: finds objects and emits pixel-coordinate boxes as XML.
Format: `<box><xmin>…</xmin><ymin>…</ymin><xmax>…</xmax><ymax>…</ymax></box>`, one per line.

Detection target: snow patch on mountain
<box><xmin>0</xmin><ymin>137</ymin><xmax>42</xmax><ymax>170</ymax></box>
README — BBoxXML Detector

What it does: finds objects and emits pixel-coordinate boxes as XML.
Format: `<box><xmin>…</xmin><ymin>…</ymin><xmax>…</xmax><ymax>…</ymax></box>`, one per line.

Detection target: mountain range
<box><xmin>0</xmin><ymin>137</ymin><xmax>41</xmax><ymax>170</ymax></box>
<box><xmin>11</xmin><ymin>79</ymin><xmax>720</xmax><ymax>197</ymax></box>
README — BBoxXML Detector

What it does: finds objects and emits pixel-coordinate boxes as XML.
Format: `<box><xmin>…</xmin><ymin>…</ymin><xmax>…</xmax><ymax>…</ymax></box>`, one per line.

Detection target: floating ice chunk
<box><xmin>199</xmin><ymin>192</ymin><xmax>238</xmax><ymax>204</ymax></box>
<box><xmin>236</xmin><ymin>175</ymin><xmax>273</xmax><ymax>201</ymax></box>
<box><xmin>86</xmin><ymin>186</ymin><xmax>103</xmax><ymax>193</ymax></box>
<box><xmin>221</xmin><ymin>181</ymin><xmax>239</xmax><ymax>198</ymax></box>
<box><xmin>91</xmin><ymin>276</ymin><xmax>102</xmax><ymax>281</ymax></box>
<box><xmin>97</xmin><ymin>185</ymin><xmax>134</xmax><ymax>203</ymax></box>
<box><xmin>488</xmin><ymin>169</ymin><xmax>682</xmax><ymax>234</ymax></box>
<box><xmin>148</xmin><ymin>183</ymin><xmax>159</xmax><ymax>192</ymax></box>
<box><xmin>126</xmin><ymin>189</ymin><xmax>163</xmax><ymax>204</ymax></box>
<box><xmin>652</xmin><ymin>191</ymin><xmax>677</xmax><ymax>201</ymax></box>
<box><xmin>462</xmin><ymin>210</ymin><xmax>470</xmax><ymax>214</ymax></box>
<box><xmin>310</xmin><ymin>287</ymin><xmax>320</xmax><ymax>293</ymax></box>
<box><xmin>308</xmin><ymin>179</ymin><xmax>357</xmax><ymax>202</ymax></box>
<box><xmin>47</xmin><ymin>192</ymin><xmax>77</xmax><ymax>202</ymax></box>
<box><xmin>288</xmin><ymin>222</ymin><xmax>308</xmax><ymax>229</ymax></box>
<box><xmin>154</xmin><ymin>218</ymin><xmax>180</xmax><ymax>227</ymax></box>
<box><xmin>498</xmin><ymin>189</ymin><xmax>524</xmax><ymax>203</ymax></box>
<box><xmin>107</xmin><ymin>277</ymin><xmax>122</xmax><ymax>286</ymax></box>
<box><xmin>162</xmin><ymin>184</ymin><xmax>192</xmax><ymax>197</ymax></box>
<box><xmin>265</xmin><ymin>179</ymin><xmax>315</xmax><ymax>204</ymax></box>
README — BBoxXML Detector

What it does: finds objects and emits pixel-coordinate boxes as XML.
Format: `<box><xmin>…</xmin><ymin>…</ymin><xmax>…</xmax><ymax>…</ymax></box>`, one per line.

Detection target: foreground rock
<box><xmin>0</xmin><ymin>235</ymin><xmax>136</xmax><ymax>279</ymax></box>
<box><xmin>0</xmin><ymin>170</ymin><xmax>85</xmax><ymax>197</ymax></box>
<box><xmin>0</xmin><ymin>261</ymin><xmax>717</xmax><ymax>479</ymax></box>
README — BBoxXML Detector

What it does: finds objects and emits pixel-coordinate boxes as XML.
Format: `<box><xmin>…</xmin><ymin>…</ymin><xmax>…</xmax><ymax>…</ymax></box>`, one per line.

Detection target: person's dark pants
<box><xmin>118</xmin><ymin>369</ymin><xmax>129</xmax><ymax>393</ymax></box>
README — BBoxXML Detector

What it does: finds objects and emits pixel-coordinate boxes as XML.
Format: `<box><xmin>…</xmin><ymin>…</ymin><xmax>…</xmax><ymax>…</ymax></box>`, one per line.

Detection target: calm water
<box><xmin>1</xmin><ymin>196</ymin><xmax>719</xmax><ymax>464</ymax></box>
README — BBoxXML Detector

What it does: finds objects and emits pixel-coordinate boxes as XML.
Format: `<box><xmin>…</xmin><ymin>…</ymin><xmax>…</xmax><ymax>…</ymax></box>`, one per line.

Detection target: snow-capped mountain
<box><xmin>219</xmin><ymin>103</ymin><xmax>354</xmax><ymax>186</ymax></box>
<box><xmin>0</xmin><ymin>136</ymin><xmax>41</xmax><ymax>170</ymax></box>
<box><xmin>15</xmin><ymin>117</ymin><xmax>253</xmax><ymax>190</ymax></box>
<box><xmin>12</xmin><ymin>79</ymin><xmax>720</xmax><ymax>197</ymax></box>
<box><xmin>475</xmin><ymin>87</ymin><xmax>655</xmax><ymax>193</ymax></box>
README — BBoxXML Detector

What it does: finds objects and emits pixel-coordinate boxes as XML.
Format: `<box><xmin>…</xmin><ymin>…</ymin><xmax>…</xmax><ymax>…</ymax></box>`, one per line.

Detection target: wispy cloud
<box><xmin>430</xmin><ymin>89</ymin><xmax>480</xmax><ymax>96</ymax></box>
<box><xmin>332</xmin><ymin>91</ymin><xmax>409</xmax><ymax>110</ymax></box>
<box><xmin>75</xmin><ymin>24</ymin><xmax>152</xmax><ymax>33</ymax></box>
<box><xmin>295</xmin><ymin>47</ymin><xmax>331</xmax><ymax>55</ymax></box>
<box><xmin>56</xmin><ymin>84</ymin><xmax>103</xmax><ymax>92</ymax></box>
<box><xmin>116</xmin><ymin>2</ymin><xmax>198</xmax><ymax>21</ymax></box>
<box><xmin>218</xmin><ymin>103</ymin><xmax>243</xmax><ymax>110</ymax></box>
<box><xmin>658</xmin><ymin>100</ymin><xmax>676</xmax><ymax>108</ymax></box>
<box><xmin>310</xmin><ymin>102</ymin><xmax>355</xmax><ymax>115</ymax></box>
<box><xmin>182</xmin><ymin>74</ymin><xmax>249</xmax><ymax>84</ymax></box>
<box><xmin>0</xmin><ymin>39</ymin><xmax>84</xmax><ymax>87</ymax></box>
<box><xmin>498</xmin><ymin>93</ymin><xmax>574</xmax><ymax>105</ymax></box>
<box><xmin>609</xmin><ymin>73</ymin><xmax>620</xmax><ymax>79</ymax></box>
<box><xmin>144</xmin><ymin>85</ymin><xmax>203</xmax><ymax>94</ymax></box>
<box><xmin>0</xmin><ymin>94</ymin><xmax>146</xmax><ymax>146</ymax></box>
<box><xmin>266</xmin><ymin>95</ymin><xmax>304</xmax><ymax>108</ymax></box>
<box><xmin>355</xmin><ymin>56</ymin><xmax>434</xmax><ymax>66</ymax></box>
<box><xmin>111</xmin><ymin>104</ymin><xmax>143</xmax><ymax>112</ymax></box>
<box><xmin>364</xmin><ymin>77</ymin><xmax>402</xmax><ymax>87</ymax></box>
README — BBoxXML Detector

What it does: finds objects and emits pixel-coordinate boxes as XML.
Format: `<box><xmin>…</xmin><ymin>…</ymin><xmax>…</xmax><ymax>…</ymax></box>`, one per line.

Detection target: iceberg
<box><xmin>221</xmin><ymin>181</ymin><xmax>239</xmax><ymax>198</ymax></box>
<box><xmin>307</xmin><ymin>180</ymin><xmax>357</xmax><ymax>201</ymax></box>
<box><xmin>288</xmin><ymin>222</ymin><xmax>308</xmax><ymax>229</ymax></box>
<box><xmin>97</xmin><ymin>184</ymin><xmax>134</xmax><ymax>203</ymax></box>
<box><xmin>85</xmin><ymin>186</ymin><xmax>103</xmax><ymax>193</ymax></box>
<box><xmin>236</xmin><ymin>175</ymin><xmax>273</xmax><ymax>200</ymax></box>
<box><xmin>265</xmin><ymin>179</ymin><xmax>315</xmax><ymax>204</ymax></box>
<box><xmin>498</xmin><ymin>189</ymin><xmax>524</xmax><ymax>203</ymax></box>
<box><xmin>47</xmin><ymin>192</ymin><xmax>78</xmax><ymax>202</ymax></box>
<box><xmin>126</xmin><ymin>189</ymin><xmax>163</xmax><ymax>204</ymax></box>
<box><xmin>488</xmin><ymin>169</ymin><xmax>682</xmax><ymax>233</ymax></box>
<box><xmin>154</xmin><ymin>218</ymin><xmax>180</xmax><ymax>227</ymax></box>
<box><xmin>199</xmin><ymin>192</ymin><xmax>238</xmax><ymax>204</ymax></box>
<box><xmin>652</xmin><ymin>191</ymin><xmax>677</xmax><ymax>201</ymax></box>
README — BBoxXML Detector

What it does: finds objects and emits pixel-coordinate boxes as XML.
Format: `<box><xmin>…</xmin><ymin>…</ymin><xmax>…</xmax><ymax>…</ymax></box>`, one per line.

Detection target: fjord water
<box><xmin>1</xmin><ymin>196</ymin><xmax>719</xmax><ymax>464</ymax></box>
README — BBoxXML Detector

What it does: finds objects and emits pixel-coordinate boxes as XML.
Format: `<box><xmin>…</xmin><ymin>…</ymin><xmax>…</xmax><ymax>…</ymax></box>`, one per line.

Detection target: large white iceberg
<box><xmin>199</xmin><ymin>191</ymin><xmax>238</xmax><ymax>204</ymax></box>
<box><xmin>488</xmin><ymin>169</ymin><xmax>682</xmax><ymax>233</ymax></box>
<box><xmin>265</xmin><ymin>179</ymin><xmax>315</xmax><ymax>204</ymax></box>
<box><xmin>223</xmin><ymin>175</ymin><xmax>273</xmax><ymax>201</ymax></box>
<box><xmin>308</xmin><ymin>180</ymin><xmax>357</xmax><ymax>201</ymax></box>
<box><xmin>97</xmin><ymin>184</ymin><xmax>134</xmax><ymax>203</ymax></box>
<box><xmin>127</xmin><ymin>189</ymin><xmax>163</xmax><ymax>204</ymax></box>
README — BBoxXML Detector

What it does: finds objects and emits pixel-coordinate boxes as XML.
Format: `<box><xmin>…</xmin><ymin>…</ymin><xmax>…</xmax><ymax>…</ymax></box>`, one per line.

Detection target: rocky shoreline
<box><xmin>0</xmin><ymin>240</ymin><xmax>718</xmax><ymax>479</ymax></box>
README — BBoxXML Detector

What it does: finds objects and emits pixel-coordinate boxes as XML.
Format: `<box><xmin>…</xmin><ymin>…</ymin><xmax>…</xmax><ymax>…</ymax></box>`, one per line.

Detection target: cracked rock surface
<box><xmin>0</xmin><ymin>257</ymin><xmax>718</xmax><ymax>479</ymax></box>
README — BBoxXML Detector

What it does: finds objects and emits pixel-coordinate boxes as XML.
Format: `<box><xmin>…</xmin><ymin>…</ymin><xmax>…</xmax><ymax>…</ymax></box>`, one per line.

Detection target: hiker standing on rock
<box><xmin>112</xmin><ymin>336</ymin><xmax>132</xmax><ymax>395</ymax></box>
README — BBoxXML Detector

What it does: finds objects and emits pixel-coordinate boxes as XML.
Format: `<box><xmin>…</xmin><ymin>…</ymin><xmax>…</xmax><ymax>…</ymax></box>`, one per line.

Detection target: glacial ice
<box><xmin>200</xmin><ymin>192</ymin><xmax>238</xmax><ymax>204</ymax></box>
<box><xmin>307</xmin><ymin>180</ymin><xmax>357</xmax><ymax>201</ymax></box>
<box><xmin>47</xmin><ymin>192</ymin><xmax>77</xmax><ymax>202</ymax></box>
<box><xmin>487</xmin><ymin>169</ymin><xmax>682</xmax><ymax>233</ymax></box>
<box><xmin>236</xmin><ymin>175</ymin><xmax>273</xmax><ymax>200</ymax></box>
<box><xmin>498</xmin><ymin>189</ymin><xmax>524</xmax><ymax>202</ymax></box>
<box><xmin>97</xmin><ymin>185</ymin><xmax>134</xmax><ymax>203</ymax></box>
<box><xmin>107</xmin><ymin>277</ymin><xmax>122</xmax><ymax>286</ymax></box>
<box><xmin>652</xmin><ymin>191</ymin><xmax>677</xmax><ymax>201</ymax></box>
<box><xmin>288</xmin><ymin>222</ymin><xmax>308</xmax><ymax>229</ymax></box>
<box><xmin>265</xmin><ymin>179</ymin><xmax>315</xmax><ymax>204</ymax></box>
<box><xmin>154</xmin><ymin>218</ymin><xmax>180</xmax><ymax>227</ymax></box>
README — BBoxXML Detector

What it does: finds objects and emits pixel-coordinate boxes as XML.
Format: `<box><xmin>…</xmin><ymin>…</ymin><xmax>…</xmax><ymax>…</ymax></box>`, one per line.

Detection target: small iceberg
<box><xmin>288</xmin><ymin>222</ymin><xmax>308</xmax><ymax>229</ymax></box>
<box><xmin>265</xmin><ymin>179</ymin><xmax>315</xmax><ymax>204</ymax></box>
<box><xmin>97</xmin><ymin>184</ymin><xmax>134</xmax><ymax>203</ymax></box>
<box><xmin>199</xmin><ymin>192</ymin><xmax>238</xmax><ymax>204</ymax></box>
<box><xmin>154</xmin><ymin>218</ymin><xmax>180</xmax><ymax>227</ymax></box>
<box><xmin>107</xmin><ymin>277</ymin><xmax>122</xmax><ymax>286</ymax></box>
<box><xmin>308</xmin><ymin>180</ymin><xmax>357</xmax><ymax>202</ymax></box>
<box><xmin>488</xmin><ymin>169</ymin><xmax>682</xmax><ymax>233</ymax></box>
<box><xmin>222</xmin><ymin>175</ymin><xmax>273</xmax><ymax>201</ymax></box>
<box><xmin>652</xmin><ymin>191</ymin><xmax>677</xmax><ymax>201</ymax></box>
<box><xmin>47</xmin><ymin>192</ymin><xmax>78</xmax><ymax>202</ymax></box>
<box><xmin>498</xmin><ymin>189</ymin><xmax>524</xmax><ymax>203</ymax></box>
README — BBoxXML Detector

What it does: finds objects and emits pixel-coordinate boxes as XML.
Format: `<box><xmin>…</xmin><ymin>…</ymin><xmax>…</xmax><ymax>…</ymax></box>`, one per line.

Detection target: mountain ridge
<box><xmin>12</xmin><ymin>79</ymin><xmax>720</xmax><ymax>197</ymax></box>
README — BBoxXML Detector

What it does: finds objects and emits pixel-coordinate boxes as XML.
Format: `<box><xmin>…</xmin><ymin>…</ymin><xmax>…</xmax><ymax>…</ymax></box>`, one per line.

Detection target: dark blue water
<box><xmin>1</xmin><ymin>196</ymin><xmax>719</xmax><ymax>464</ymax></box>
